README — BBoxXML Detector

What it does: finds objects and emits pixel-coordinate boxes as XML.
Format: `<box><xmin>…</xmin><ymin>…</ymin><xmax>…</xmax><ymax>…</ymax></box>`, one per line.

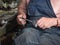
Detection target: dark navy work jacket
<box><xmin>27</xmin><ymin>0</ymin><xmax>56</xmax><ymax>19</ymax></box>
<box><xmin>26</xmin><ymin>0</ymin><xmax>60</xmax><ymax>32</ymax></box>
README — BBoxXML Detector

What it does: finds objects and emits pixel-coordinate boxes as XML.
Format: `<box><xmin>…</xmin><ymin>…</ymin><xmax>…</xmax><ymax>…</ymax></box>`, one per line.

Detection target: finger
<box><xmin>37</xmin><ymin>20</ymin><xmax>43</xmax><ymax>27</ymax></box>
<box><xmin>37</xmin><ymin>18</ymin><xmax>45</xmax><ymax>26</ymax></box>
<box><xmin>17</xmin><ymin>17</ymin><xmax>22</xmax><ymax>24</ymax></box>
<box><xmin>23</xmin><ymin>14</ymin><xmax>26</xmax><ymax>19</ymax></box>
<box><xmin>19</xmin><ymin>19</ymin><xmax>26</xmax><ymax>25</ymax></box>
<box><xmin>17</xmin><ymin>16</ymin><xmax>26</xmax><ymax>25</ymax></box>
<box><xmin>37</xmin><ymin>19</ymin><xmax>41</xmax><ymax>24</ymax></box>
<box><xmin>42</xmin><ymin>26</ymin><xmax>51</xmax><ymax>29</ymax></box>
<box><xmin>46</xmin><ymin>26</ymin><xmax>51</xmax><ymax>29</ymax></box>
<box><xmin>37</xmin><ymin>17</ymin><xmax>45</xmax><ymax>23</ymax></box>
<box><xmin>17</xmin><ymin>19</ymin><xmax>26</xmax><ymax>25</ymax></box>
<box><xmin>21</xmin><ymin>19</ymin><xmax>26</xmax><ymax>25</ymax></box>
<box><xmin>42</xmin><ymin>26</ymin><xmax>46</xmax><ymax>29</ymax></box>
<box><xmin>19</xmin><ymin>18</ymin><xmax>23</xmax><ymax>21</ymax></box>
<box><xmin>17</xmin><ymin>19</ymin><xmax>22</xmax><ymax>25</ymax></box>
<box><xmin>37</xmin><ymin>20</ymin><xmax>42</xmax><ymax>27</ymax></box>
<box><xmin>39</xmin><ymin>23</ymin><xmax>46</xmax><ymax>29</ymax></box>
<box><xmin>19</xmin><ymin>14</ymin><xmax>26</xmax><ymax>19</ymax></box>
<box><xmin>39</xmin><ymin>24</ymin><xmax>44</xmax><ymax>28</ymax></box>
<box><xmin>42</xmin><ymin>24</ymin><xmax>47</xmax><ymax>29</ymax></box>
<box><xmin>38</xmin><ymin>21</ymin><xmax>46</xmax><ymax>29</ymax></box>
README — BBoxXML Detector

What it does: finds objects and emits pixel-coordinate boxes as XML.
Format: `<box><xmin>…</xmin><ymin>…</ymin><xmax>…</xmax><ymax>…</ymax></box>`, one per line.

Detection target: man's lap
<box><xmin>14</xmin><ymin>27</ymin><xmax>60</xmax><ymax>45</ymax></box>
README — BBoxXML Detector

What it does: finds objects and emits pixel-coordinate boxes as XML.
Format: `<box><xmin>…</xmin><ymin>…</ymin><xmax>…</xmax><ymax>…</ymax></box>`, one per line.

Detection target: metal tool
<box><xmin>20</xmin><ymin>17</ymin><xmax>38</xmax><ymax>27</ymax></box>
<box><xmin>20</xmin><ymin>17</ymin><xmax>33</xmax><ymax>23</ymax></box>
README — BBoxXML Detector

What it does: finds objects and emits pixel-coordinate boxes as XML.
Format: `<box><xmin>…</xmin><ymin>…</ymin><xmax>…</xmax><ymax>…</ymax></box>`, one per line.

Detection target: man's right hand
<box><xmin>17</xmin><ymin>14</ymin><xmax>26</xmax><ymax>26</ymax></box>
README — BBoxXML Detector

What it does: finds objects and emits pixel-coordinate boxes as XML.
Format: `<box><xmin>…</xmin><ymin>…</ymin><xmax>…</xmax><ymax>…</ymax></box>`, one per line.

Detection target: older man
<box><xmin>15</xmin><ymin>0</ymin><xmax>60</xmax><ymax>45</ymax></box>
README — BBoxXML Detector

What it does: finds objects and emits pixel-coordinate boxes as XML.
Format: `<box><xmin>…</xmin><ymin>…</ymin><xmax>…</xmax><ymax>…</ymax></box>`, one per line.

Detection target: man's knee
<box><xmin>39</xmin><ymin>33</ymin><xmax>59</xmax><ymax>45</ymax></box>
<box><xmin>22</xmin><ymin>28</ymin><xmax>40</xmax><ymax>41</ymax></box>
<box><xmin>14</xmin><ymin>28</ymin><xmax>40</xmax><ymax>45</ymax></box>
<box><xmin>22</xmin><ymin>28</ymin><xmax>40</xmax><ymax>34</ymax></box>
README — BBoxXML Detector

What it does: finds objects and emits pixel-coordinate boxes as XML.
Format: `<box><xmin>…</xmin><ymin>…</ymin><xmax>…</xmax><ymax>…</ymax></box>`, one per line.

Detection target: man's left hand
<box><xmin>37</xmin><ymin>17</ymin><xmax>57</xmax><ymax>29</ymax></box>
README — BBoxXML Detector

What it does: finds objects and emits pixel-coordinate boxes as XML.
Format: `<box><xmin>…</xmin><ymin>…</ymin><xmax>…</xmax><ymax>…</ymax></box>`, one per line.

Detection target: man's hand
<box><xmin>17</xmin><ymin>14</ymin><xmax>26</xmax><ymax>26</ymax></box>
<box><xmin>37</xmin><ymin>17</ymin><xmax>57</xmax><ymax>29</ymax></box>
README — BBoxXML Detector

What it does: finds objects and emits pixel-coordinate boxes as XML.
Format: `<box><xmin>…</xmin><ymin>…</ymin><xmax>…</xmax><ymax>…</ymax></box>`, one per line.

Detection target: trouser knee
<box><xmin>14</xmin><ymin>28</ymin><xmax>41</xmax><ymax>45</ymax></box>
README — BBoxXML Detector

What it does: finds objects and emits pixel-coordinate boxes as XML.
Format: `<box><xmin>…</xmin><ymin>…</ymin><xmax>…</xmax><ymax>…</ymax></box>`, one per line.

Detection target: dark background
<box><xmin>0</xmin><ymin>0</ymin><xmax>21</xmax><ymax>45</ymax></box>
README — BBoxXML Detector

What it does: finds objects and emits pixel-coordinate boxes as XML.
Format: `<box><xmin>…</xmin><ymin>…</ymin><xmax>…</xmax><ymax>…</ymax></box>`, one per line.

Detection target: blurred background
<box><xmin>0</xmin><ymin>0</ymin><xmax>21</xmax><ymax>45</ymax></box>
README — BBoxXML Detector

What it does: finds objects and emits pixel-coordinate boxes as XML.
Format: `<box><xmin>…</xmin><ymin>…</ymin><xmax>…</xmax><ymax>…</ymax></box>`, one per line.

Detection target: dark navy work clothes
<box><xmin>14</xmin><ymin>0</ymin><xmax>60</xmax><ymax>45</ymax></box>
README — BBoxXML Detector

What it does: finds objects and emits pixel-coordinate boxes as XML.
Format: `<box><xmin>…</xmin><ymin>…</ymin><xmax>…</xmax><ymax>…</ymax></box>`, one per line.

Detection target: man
<box><xmin>15</xmin><ymin>0</ymin><xmax>60</xmax><ymax>45</ymax></box>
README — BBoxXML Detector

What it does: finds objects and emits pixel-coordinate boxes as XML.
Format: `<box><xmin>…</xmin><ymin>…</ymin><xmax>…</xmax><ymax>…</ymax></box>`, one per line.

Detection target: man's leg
<box><xmin>39</xmin><ymin>27</ymin><xmax>60</xmax><ymax>45</ymax></box>
<box><xmin>14</xmin><ymin>27</ymin><xmax>41</xmax><ymax>45</ymax></box>
<box><xmin>14</xmin><ymin>27</ymin><xmax>60</xmax><ymax>45</ymax></box>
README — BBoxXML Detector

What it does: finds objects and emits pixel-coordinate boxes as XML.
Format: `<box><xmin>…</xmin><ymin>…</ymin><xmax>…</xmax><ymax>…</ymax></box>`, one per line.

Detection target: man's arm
<box><xmin>17</xmin><ymin>0</ymin><xmax>30</xmax><ymax>25</ymax></box>
<box><xmin>18</xmin><ymin>0</ymin><xmax>30</xmax><ymax>15</ymax></box>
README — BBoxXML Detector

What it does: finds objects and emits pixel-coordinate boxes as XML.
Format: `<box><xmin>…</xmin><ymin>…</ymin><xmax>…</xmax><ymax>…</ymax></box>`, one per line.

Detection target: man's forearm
<box><xmin>18</xmin><ymin>6</ymin><xmax>26</xmax><ymax>15</ymax></box>
<box><xmin>18</xmin><ymin>0</ymin><xmax>27</xmax><ymax>15</ymax></box>
<box><xmin>18</xmin><ymin>0</ymin><xmax>30</xmax><ymax>15</ymax></box>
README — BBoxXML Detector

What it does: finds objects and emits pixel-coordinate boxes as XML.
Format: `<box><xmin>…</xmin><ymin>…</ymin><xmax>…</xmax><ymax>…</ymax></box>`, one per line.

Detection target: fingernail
<box><xmin>19</xmin><ymin>19</ymin><xmax>22</xmax><ymax>21</ymax></box>
<box><xmin>35</xmin><ymin>24</ymin><xmax>38</xmax><ymax>27</ymax></box>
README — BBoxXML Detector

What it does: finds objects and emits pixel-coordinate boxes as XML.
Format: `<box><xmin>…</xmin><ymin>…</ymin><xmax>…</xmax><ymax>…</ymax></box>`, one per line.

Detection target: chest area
<box><xmin>50</xmin><ymin>0</ymin><xmax>60</xmax><ymax>18</ymax></box>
